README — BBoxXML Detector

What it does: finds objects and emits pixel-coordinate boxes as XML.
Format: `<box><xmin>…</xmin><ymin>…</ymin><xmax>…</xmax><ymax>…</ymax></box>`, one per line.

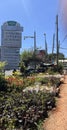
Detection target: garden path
<box><xmin>43</xmin><ymin>75</ymin><xmax>67</xmax><ymax>130</ymax></box>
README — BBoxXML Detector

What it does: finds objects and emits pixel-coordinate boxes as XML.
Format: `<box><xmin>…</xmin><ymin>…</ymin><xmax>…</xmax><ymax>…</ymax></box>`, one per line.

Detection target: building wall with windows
<box><xmin>59</xmin><ymin>59</ymin><xmax>67</xmax><ymax>70</ymax></box>
<box><xmin>1</xmin><ymin>21</ymin><xmax>23</xmax><ymax>70</ymax></box>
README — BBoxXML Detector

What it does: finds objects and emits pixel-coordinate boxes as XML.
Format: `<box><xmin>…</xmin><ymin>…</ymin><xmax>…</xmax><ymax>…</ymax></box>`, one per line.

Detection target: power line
<box><xmin>61</xmin><ymin>35</ymin><xmax>67</xmax><ymax>43</ymax></box>
<box><xmin>60</xmin><ymin>47</ymin><xmax>67</xmax><ymax>50</ymax></box>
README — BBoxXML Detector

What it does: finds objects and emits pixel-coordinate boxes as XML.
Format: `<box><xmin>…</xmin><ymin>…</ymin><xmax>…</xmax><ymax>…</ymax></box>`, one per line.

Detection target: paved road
<box><xmin>43</xmin><ymin>75</ymin><xmax>67</xmax><ymax>130</ymax></box>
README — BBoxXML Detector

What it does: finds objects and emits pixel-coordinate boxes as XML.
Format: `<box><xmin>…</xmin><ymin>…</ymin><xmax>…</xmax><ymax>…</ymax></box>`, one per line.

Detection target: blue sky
<box><xmin>0</xmin><ymin>0</ymin><xmax>67</xmax><ymax>57</ymax></box>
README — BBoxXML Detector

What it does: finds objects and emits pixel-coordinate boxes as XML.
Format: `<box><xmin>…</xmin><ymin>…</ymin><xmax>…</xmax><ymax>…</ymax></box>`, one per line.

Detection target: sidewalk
<box><xmin>43</xmin><ymin>75</ymin><xmax>67</xmax><ymax>130</ymax></box>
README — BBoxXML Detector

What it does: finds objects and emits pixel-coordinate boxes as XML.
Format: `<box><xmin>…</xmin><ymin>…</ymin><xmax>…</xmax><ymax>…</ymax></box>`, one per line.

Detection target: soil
<box><xmin>43</xmin><ymin>75</ymin><xmax>67</xmax><ymax>130</ymax></box>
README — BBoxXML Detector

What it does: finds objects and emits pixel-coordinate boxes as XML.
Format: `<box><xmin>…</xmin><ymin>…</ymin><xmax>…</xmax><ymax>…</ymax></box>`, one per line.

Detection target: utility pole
<box><xmin>56</xmin><ymin>15</ymin><xmax>59</xmax><ymax>71</ymax></box>
<box><xmin>52</xmin><ymin>34</ymin><xmax>55</xmax><ymax>55</ymax></box>
<box><xmin>58</xmin><ymin>40</ymin><xmax>60</xmax><ymax>55</ymax></box>
<box><xmin>34</xmin><ymin>31</ymin><xmax>36</xmax><ymax>70</ymax></box>
<box><xmin>52</xmin><ymin>33</ymin><xmax>55</xmax><ymax>63</ymax></box>
<box><xmin>45</xmin><ymin>41</ymin><xmax>47</xmax><ymax>55</ymax></box>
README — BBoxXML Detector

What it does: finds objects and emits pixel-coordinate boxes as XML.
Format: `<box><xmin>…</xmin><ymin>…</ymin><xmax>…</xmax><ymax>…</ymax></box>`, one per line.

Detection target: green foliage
<box><xmin>23</xmin><ymin>77</ymin><xmax>35</xmax><ymax>87</ymax></box>
<box><xmin>36</xmin><ymin>77</ymin><xmax>60</xmax><ymax>87</ymax></box>
<box><xmin>52</xmin><ymin>63</ymin><xmax>63</xmax><ymax>74</ymax></box>
<box><xmin>20</xmin><ymin>50</ymin><xmax>33</xmax><ymax>62</ymax></box>
<box><xmin>0</xmin><ymin>61</ymin><xmax>6</xmax><ymax>76</ymax></box>
<box><xmin>0</xmin><ymin>74</ymin><xmax>61</xmax><ymax>129</ymax></box>
<box><xmin>0</xmin><ymin>61</ymin><xmax>6</xmax><ymax>70</ymax></box>
<box><xmin>6</xmin><ymin>76</ymin><xmax>24</xmax><ymax>92</ymax></box>
<box><xmin>12</xmin><ymin>70</ymin><xmax>21</xmax><ymax>77</ymax></box>
<box><xmin>48</xmin><ymin>53</ymin><xmax>65</xmax><ymax>62</ymax></box>
<box><xmin>0</xmin><ymin>90</ymin><xmax>56</xmax><ymax>130</ymax></box>
<box><xmin>58</xmin><ymin>53</ymin><xmax>65</xmax><ymax>59</ymax></box>
<box><xmin>36</xmin><ymin>77</ymin><xmax>49</xmax><ymax>85</ymax></box>
<box><xmin>48</xmin><ymin>53</ymin><xmax>56</xmax><ymax>61</ymax></box>
<box><xmin>6</xmin><ymin>76</ymin><xmax>35</xmax><ymax>92</ymax></box>
<box><xmin>46</xmin><ymin>68</ymin><xmax>58</xmax><ymax>75</ymax></box>
<box><xmin>58</xmin><ymin>63</ymin><xmax>63</xmax><ymax>74</ymax></box>
<box><xmin>20</xmin><ymin>62</ymin><xmax>26</xmax><ymax>74</ymax></box>
<box><xmin>36</xmin><ymin>120</ymin><xmax>44</xmax><ymax>130</ymax></box>
<box><xmin>0</xmin><ymin>75</ymin><xmax>7</xmax><ymax>91</ymax></box>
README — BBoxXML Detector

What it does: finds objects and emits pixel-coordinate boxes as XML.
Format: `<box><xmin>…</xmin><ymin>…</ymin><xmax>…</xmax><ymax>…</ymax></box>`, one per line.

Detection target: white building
<box><xmin>59</xmin><ymin>59</ymin><xmax>67</xmax><ymax>70</ymax></box>
<box><xmin>1</xmin><ymin>21</ymin><xmax>23</xmax><ymax>70</ymax></box>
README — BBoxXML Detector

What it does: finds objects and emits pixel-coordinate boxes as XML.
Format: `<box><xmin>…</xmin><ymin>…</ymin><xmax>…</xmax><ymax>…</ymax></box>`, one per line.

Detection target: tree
<box><xmin>58</xmin><ymin>53</ymin><xmax>65</xmax><ymax>59</ymax></box>
<box><xmin>0</xmin><ymin>61</ymin><xmax>6</xmax><ymax>75</ymax></box>
<box><xmin>20</xmin><ymin>50</ymin><xmax>33</xmax><ymax>62</ymax></box>
<box><xmin>48</xmin><ymin>53</ymin><xmax>65</xmax><ymax>62</ymax></box>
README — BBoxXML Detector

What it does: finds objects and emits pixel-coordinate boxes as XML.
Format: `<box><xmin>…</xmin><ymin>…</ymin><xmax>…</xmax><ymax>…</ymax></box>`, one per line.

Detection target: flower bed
<box><xmin>0</xmin><ymin>90</ymin><xmax>56</xmax><ymax>130</ymax></box>
<box><xmin>0</xmin><ymin>75</ymin><xmax>63</xmax><ymax>130</ymax></box>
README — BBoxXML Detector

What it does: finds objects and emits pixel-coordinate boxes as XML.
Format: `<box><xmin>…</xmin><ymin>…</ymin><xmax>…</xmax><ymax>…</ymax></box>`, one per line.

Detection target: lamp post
<box><xmin>24</xmin><ymin>31</ymin><xmax>36</xmax><ymax>69</ymax></box>
<box><xmin>24</xmin><ymin>31</ymin><xmax>36</xmax><ymax>52</ymax></box>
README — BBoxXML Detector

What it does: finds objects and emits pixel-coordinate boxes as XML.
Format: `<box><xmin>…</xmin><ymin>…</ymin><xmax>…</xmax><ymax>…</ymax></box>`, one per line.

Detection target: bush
<box><xmin>20</xmin><ymin>62</ymin><xmax>26</xmax><ymax>76</ymax></box>
<box><xmin>12</xmin><ymin>70</ymin><xmax>21</xmax><ymax>77</ymax></box>
<box><xmin>52</xmin><ymin>63</ymin><xmax>63</xmax><ymax>74</ymax></box>
<box><xmin>58</xmin><ymin>63</ymin><xmax>63</xmax><ymax>74</ymax></box>
<box><xmin>6</xmin><ymin>76</ymin><xmax>24</xmax><ymax>92</ymax></box>
<box><xmin>0</xmin><ymin>75</ymin><xmax>7</xmax><ymax>91</ymax></box>
<box><xmin>36</xmin><ymin>77</ymin><xmax>49</xmax><ymax>85</ymax></box>
<box><xmin>0</xmin><ymin>90</ymin><xmax>56</xmax><ymax>130</ymax></box>
<box><xmin>35</xmin><ymin>77</ymin><xmax>60</xmax><ymax>87</ymax></box>
<box><xmin>0</xmin><ymin>75</ymin><xmax>60</xmax><ymax>129</ymax></box>
<box><xmin>23</xmin><ymin>76</ymin><xmax>35</xmax><ymax>87</ymax></box>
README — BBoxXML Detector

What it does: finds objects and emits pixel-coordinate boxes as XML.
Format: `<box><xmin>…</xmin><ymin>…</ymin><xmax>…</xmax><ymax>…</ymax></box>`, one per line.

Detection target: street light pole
<box><xmin>24</xmin><ymin>31</ymin><xmax>36</xmax><ymax>69</ymax></box>
<box><xmin>24</xmin><ymin>31</ymin><xmax>36</xmax><ymax>52</ymax></box>
<box><xmin>44</xmin><ymin>33</ymin><xmax>46</xmax><ymax>51</ymax></box>
<box><xmin>44</xmin><ymin>33</ymin><xmax>47</xmax><ymax>62</ymax></box>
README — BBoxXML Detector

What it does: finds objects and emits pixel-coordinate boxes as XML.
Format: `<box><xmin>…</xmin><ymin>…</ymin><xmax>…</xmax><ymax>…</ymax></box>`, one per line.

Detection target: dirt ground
<box><xmin>43</xmin><ymin>75</ymin><xmax>67</xmax><ymax>130</ymax></box>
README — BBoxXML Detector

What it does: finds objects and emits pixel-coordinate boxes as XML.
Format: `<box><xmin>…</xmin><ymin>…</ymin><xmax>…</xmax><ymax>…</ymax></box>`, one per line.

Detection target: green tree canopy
<box><xmin>48</xmin><ymin>53</ymin><xmax>65</xmax><ymax>62</ymax></box>
<box><xmin>20</xmin><ymin>50</ymin><xmax>33</xmax><ymax>62</ymax></box>
<box><xmin>0</xmin><ymin>61</ymin><xmax>6</xmax><ymax>76</ymax></box>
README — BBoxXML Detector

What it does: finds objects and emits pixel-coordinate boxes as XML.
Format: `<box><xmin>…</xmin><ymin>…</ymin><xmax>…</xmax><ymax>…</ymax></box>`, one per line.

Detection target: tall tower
<box><xmin>1</xmin><ymin>21</ymin><xmax>23</xmax><ymax>70</ymax></box>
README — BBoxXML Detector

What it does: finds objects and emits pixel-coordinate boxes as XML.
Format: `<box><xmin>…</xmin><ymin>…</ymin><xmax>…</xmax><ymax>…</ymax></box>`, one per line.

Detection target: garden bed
<box><xmin>0</xmin><ymin>75</ymin><xmax>64</xmax><ymax>130</ymax></box>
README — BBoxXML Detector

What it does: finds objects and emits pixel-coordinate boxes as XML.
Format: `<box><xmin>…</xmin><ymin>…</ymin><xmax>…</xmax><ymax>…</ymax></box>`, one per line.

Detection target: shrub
<box><xmin>52</xmin><ymin>63</ymin><xmax>63</xmax><ymax>74</ymax></box>
<box><xmin>0</xmin><ymin>89</ymin><xmax>56</xmax><ymax>130</ymax></box>
<box><xmin>6</xmin><ymin>76</ymin><xmax>24</xmax><ymax>92</ymax></box>
<box><xmin>0</xmin><ymin>74</ymin><xmax>60</xmax><ymax>129</ymax></box>
<box><xmin>36</xmin><ymin>77</ymin><xmax>49</xmax><ymax>85</ymax></box>
<box><xmin>20</xmin><ymin>62</ymin><xmax>26</xmax><ymax>75</ymax></box>
<box><xmin>0</xmin><ymin>75</ymin><xmax>7</xmax><ymax>91</ymax></box>
<box><xmin>23</xmin><ymin>76</ymin><xmax>35</xmax><ymax>87</ymax></box>
<box><xmin>12</xmin><ymin>70</ymin><xmax>21</xmax><ymax>77</ymax></box>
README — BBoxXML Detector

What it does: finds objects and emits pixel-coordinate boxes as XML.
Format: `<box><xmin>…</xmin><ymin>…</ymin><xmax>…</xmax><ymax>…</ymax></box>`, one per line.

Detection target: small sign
<box><xmin>7</xmin><ymin>21</ymin><xmax>16</xmax><ymax>26</ymax></box>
